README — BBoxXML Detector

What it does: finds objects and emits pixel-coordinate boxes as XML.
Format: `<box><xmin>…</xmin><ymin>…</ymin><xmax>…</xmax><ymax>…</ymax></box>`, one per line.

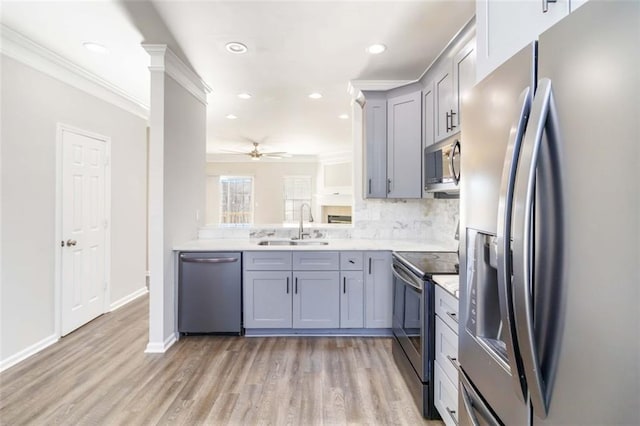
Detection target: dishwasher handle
<box><xmin>179</xmin><ymin>255</ymin><xmax>239</xmax><ymax>264</ymax></box>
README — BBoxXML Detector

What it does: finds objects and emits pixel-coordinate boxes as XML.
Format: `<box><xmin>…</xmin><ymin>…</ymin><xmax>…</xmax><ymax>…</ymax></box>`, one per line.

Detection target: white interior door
<box><xmin>61</xmin><ymin>128</ymin><xmax>108</xmax><ymax>336</ymax></box>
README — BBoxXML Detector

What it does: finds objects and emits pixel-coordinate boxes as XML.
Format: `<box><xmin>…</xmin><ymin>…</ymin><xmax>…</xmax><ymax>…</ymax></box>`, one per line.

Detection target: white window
<box><xmin>219</xmin><ymin>176</ymin><xmax>253</xmax><ymax>227</ymax></box>
<box><xmin>283</xmin><ymin>176</ymin><xmax>313</xmax><ymax>223</ymax></box>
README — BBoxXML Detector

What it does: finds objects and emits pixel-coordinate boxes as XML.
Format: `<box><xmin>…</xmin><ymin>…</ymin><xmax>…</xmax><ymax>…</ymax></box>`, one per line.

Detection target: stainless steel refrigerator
<box><xmin>459</xmin><ymin>2</ymin><xmax>640</xmax><ymax>425</ymax></box>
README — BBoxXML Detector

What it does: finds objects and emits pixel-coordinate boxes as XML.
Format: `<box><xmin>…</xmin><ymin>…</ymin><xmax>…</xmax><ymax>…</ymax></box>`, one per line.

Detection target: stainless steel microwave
<box><xmin>424</xmin><ymin>137</ymin><xmax>460</xmax><ymax>194</ymax></box>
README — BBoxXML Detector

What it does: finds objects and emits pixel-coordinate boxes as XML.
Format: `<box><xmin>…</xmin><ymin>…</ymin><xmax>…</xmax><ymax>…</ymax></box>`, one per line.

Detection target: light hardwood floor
<box><xmin>0</xmin><ymin>296</ymin><xmax>443</xmax><ymax>425</ymax></box>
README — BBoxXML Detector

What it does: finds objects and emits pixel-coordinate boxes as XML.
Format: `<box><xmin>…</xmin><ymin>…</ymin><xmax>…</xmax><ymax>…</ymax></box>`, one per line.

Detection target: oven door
<box><xmin>392</xmin><ymin>260</ymin><xmax>425</xmax><ymax>380</ymax></box>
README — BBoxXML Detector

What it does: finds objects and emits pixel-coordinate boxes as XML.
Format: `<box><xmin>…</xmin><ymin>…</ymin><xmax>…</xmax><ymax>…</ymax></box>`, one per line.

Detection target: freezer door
<box><xmin>530</xmin><ymin>1</ymin><xmax>640</xmax><ymax>424</ymax></box>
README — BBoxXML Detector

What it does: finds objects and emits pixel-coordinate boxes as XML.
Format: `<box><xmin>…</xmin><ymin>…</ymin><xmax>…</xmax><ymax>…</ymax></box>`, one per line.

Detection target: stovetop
<box><xmin>393</xmin><ymin>251</ymin><xmax>459</xmax><ymax>278</ymax></box>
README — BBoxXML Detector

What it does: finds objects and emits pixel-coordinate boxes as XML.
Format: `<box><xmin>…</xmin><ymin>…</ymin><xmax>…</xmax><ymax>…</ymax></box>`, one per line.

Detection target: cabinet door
<box><xmin>293</xmin><ymin>271</ymin><xmax>340</xmax><ymax>328</ymax></box>
<box><xmin>363</xmin><ymin>97</ymin><xmax>388</xmax><ymax>198</ymax></box>
<box><xmin>386</xmin><ymin>90</ymin><xmax>422</xmax><ymax>198</ymax></box>
<box><xmin>364</xmin><ymin>252</ymin><xmax>393</xmax><ymax>328</ymax></box>
<box><xmin>244</xmin><ymin>271</ymin><xmax>292</xmax><ymax>328</ymax></box>
<box><xmin>453</xmin><ymin>40</ymin><xmax>476</xmax><ymax>129</ymax></box>
<box><xmin>340</xmin><ymin>271</ymin><xmax>364</xmax><ymax>328</ymax></box>
<box><xmin>423</xmin><ymin>81</ymin><xmax>435</xmax><ymax>148</ymax></box>
<box><xmin>476</xmin><ymin>0</ymin><xmax>570</xmax><ymax>81</ymax></box>
<box><xmin>435</xmin><ymin>62</ymin><xmax>455</xmax><ymax>142</ymax></box>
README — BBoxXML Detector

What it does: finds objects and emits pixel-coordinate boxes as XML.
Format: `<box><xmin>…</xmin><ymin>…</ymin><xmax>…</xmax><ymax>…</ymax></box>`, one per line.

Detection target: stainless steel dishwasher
<box><xmin>178</xmin><ymin>252</ymin><xmax>242</xmax><ymax>334</ymax></box>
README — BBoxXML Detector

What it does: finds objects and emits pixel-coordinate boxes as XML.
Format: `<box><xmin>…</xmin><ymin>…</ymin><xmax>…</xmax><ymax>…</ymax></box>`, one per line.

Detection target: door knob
<box><xmin>66</xmin><ymin>239</ymin><xmax>77</xmax><ymax>247</ymax></box>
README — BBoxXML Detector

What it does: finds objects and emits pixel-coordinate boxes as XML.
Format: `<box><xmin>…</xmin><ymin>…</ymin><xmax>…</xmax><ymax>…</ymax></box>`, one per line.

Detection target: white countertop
<box><xmin>174</xmin><ymin>238</ymin><xmax>455</xmax><ymax>252</ymax></box>
<box><xmin>432</xmin><ymin>275</ymin><xmax>460</xmax><ymax>299</ymax></box>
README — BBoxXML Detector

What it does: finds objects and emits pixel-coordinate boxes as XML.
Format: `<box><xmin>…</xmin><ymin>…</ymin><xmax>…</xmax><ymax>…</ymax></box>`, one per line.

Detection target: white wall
<box><xmin>145</xmin><ymin>46</ymin><xmax>207</xmax><ymax>352</ymax></box>
<box><xmin>0</xmin><ymin>54</ymin><xmax>148</xmax><ymax>364</ymax></box>
<box><xmin>205</xmin><ymin>161</ymin><xmax>318</xmax><ymax>225</ymax></box>
<box><xmin>162</xmin><ymin>75</ymin><xmax>205</xmax><ymax>340</ymax></box>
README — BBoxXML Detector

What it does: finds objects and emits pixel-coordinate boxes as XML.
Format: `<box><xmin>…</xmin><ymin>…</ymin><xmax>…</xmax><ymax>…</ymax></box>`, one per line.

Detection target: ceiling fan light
<box><xmin>250</xmin><ymin>156</ymin><xmax>260</xmax><ymax>161</ymax></box>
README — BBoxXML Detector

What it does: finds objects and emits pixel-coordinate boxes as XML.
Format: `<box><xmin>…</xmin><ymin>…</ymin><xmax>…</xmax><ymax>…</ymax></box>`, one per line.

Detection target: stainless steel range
<box><xmin>391</xmin><ymin>251</ymin><xmax>458</xmax><ymax>419</ymax></box>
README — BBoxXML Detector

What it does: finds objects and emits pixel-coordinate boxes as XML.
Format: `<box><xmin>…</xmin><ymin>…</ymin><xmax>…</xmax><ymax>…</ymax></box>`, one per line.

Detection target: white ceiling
<box><xmin>1</xmin><ymin>0</ymin><xmax>474</xmax><ymax>157</ymax></box>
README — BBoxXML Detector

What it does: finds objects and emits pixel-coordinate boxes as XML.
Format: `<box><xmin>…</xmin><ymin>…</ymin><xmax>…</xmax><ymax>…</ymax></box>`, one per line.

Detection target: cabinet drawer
<box><xmin>435</xmin><ymin>316</ymin><xmax>459</xmax><ymax>385</ymax></box>
<box><xmin>293</xmin><ymin>251</ymin><xmax>339</xmax><ymax>270</ymax></box>
<box><xmin>435</xmin><ymin>284</ymin><xmax>459</xmax><ymax>332</ymax></box>
<box><xmin>340</xmin><ymin>252</ymin><xmax>364</xmax><ymax>270</ymax></box>
<box><xmin>434</xmin><ymin>361</ymin><xmax>459</xmax><ymax>426</ymax></box>
<box><xmin>244</xmin><ymin>251</ymin><xmax>292</xmax><ymax>271</ymax></box>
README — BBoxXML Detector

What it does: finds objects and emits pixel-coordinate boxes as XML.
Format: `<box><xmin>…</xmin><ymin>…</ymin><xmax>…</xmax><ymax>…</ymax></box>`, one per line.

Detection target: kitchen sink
<box><xmin>257</xmin><ymin>240</ymin><xmax>329</xmax><ymax>246</ymax></box>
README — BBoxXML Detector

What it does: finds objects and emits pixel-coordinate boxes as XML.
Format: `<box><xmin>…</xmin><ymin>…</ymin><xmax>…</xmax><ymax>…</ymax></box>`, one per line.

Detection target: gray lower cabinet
<box><xmin>243</xmin><ymin>270</ymin><xmax>292</xmax><ymax>328</ymax></box>
<box><xmin>340</xmin><ymin>270</ymin><xmax>364</xmax><ymax>328</ymax></box>
<box><xmin>243</xmin><ymin>250</ymin><xmax>390</xmax><ymax>330</ymax></box>
<box><xmin>293</xmin><ymin>271</ymin><xmax>340</xmax><ymax>328</ymax></box>
<box><xmin>364</xmin><ymin>251</ymin><xmax>393</xmax><ymax>328</ymax></box>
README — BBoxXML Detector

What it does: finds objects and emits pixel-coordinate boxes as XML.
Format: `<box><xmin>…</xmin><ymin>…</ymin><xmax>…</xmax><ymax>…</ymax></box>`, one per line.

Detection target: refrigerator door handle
<box><xmin>511</xmin><ymin>78</ymin><xmax>561</xmax><ymax>418</ymax></box>
<box><xmin>495</xmin><ymin>86</ymin><xmax>531</xmax><ymax>401</ymax></box>
<box><xmin>459</xmin><ymin>369</ymin><xmax>502</xmax><ymax>426</ymax></box>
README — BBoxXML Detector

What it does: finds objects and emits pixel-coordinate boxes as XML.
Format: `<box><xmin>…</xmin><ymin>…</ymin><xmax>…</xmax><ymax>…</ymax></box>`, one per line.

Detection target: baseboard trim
<box><xmin>244</xmin><ymin>328</ymin><xmax>393</xmax><ymax>337</ymax></box>
<box><xmin>144</xmin><ymin>332</ymin><xmax>177</xmax><ymax>354</ymax></box>
<box><xmin>0</xmin><ymin>333</ymin><xmax>59</xmax><ymax>373</ymax></box>
<box><xmin>110</xmin><ymin>287</ymin><xmax>148</xmax><ymax>312</ymax></box>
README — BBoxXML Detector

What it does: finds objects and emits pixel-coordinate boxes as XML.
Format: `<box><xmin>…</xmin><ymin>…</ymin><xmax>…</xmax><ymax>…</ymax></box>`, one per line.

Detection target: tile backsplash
<box><xmin>199</xmin><ymin>198</ymin><xmax>459</xmax><ymax>249</ymax></box>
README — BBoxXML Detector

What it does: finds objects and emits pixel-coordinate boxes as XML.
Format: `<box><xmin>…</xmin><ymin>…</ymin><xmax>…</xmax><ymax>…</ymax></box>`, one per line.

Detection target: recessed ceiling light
<box><xmin>338</xmin><ymin>114</ymin><xmax>349</xmax><ymax>120</ymax></box>
<box><xmin>83</xmin><ymin>42</ymin><xmax>108</xmax><ymax>54</ymax></box>
<box><xmin>225</xmin><ymin>42</ymin><xmax>248</xmax><ymax>54</ymax></box>
<box><xmin>226</xmin><ymin>114</ymin><xmax>238</xmax><ymax>120</ymax></box>
<box><xmin>367</xmin><ymin>44</ymin><xmax>387</xmax><ymax>55</ymax></box>
<box><xmin>308</xmin><ymin>92</ymin><xmax>323</xmax><ymax>99</ymax></box>
<box><xmin>237</xmin><ymin>93</ymin><xmax>252</xmax><ymax>100</ymax></box>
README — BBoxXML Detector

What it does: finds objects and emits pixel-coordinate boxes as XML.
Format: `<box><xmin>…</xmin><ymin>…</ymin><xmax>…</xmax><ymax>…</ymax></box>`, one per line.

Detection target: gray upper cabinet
<box><xmin>453</xmin><ymin>40</ymin><xmax>477</xmax><ymax>128</ymax></box>
<box><xmin>423</xmin><ymin>81</ymin><xmax>435</xmax><ymax>148</ymax></box>
<box><xmin>476</xmin><ymin>0</ymin><xmax>574</xmax><ymax>81</ymax></box>
<box><xmin>386</xmin><ymin>90</ymin><xmax>422</xmax><ymax>198</ymax></box>
<box><xmin>363</xmin><ymin>97</ymin><xmax>388</xmax><ymax>198</ymax></box>
<box><xmin>434</xmin><ymin>62</ymin><xmax>456</xmax><ymax>142</ymax></box>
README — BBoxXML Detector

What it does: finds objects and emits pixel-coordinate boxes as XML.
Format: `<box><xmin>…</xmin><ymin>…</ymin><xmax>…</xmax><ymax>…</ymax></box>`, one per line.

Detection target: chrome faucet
<box><xmin>298</xmin><ymin>203</ymin><xmax>314</xmax><ymax>240</ymax></box>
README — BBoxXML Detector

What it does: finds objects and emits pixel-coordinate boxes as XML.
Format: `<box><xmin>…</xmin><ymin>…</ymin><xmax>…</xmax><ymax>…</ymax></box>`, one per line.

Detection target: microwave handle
<box><xmin>450</xmin><ymin>140</ymin><xmax>461</xmax><ymax>184</ymax></box>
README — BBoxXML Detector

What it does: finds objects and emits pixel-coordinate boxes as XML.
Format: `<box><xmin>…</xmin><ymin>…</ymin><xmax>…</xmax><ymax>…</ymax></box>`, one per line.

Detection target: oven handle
<box><xmin>391</xmin><ymin>262</ymin><xmax>423</xmax><ymax>293</ymax></box>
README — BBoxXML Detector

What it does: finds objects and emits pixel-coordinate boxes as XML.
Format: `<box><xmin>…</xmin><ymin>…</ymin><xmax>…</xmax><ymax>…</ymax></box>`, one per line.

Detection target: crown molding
<box><xmin>142</xmin><ymin>44</ymin><xmax>212</xmax><ymax>106</ymax></box>
<box><xmin>0</xmin><ymin>24</ymin><xmax>149</xmax><ymax>120</ymax></box>
<box><xmin>347</xmin><ymin>79</ymin><xmax>415</xmax><ymax>100</ymax></box>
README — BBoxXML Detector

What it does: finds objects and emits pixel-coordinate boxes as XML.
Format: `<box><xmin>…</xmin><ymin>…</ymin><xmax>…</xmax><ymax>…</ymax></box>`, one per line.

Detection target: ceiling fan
<box><xmin>224</xmin><ymin>141</ymin><xmax>291</xmax><ymax>160</ymax></box>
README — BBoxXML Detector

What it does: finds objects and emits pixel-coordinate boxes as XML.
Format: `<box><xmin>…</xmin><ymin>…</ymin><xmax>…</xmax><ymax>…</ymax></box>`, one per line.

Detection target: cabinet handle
<box><xmin>446</xmin><ymin>111</ymin><xmax>451</xmax><ymax>132</ymax></box>
<box><xmin>387</xmin><ymin>178</ymin><xmax>391</xmax><ymax>194</ymax></box>
<box><xmin>343</xmin><ymin>277</ymin><xmax>347</xmax><ymax>294</ymax></box>
<box><xmin>446</xmin><ymin>311</ymin><xmax>458</xmax><ymax>324</ymax></box>
<box><xmin>295</xmin><ymin>277</ymin><xmax>298</xmax><ymax>294</ymax></box>
<box><xmin>368</xmin><ymin>178</ymin><xmax>372</xmax><ymax>195</ymax></box>
<box><xmin>286</xmin><ymin>277</ymin><xmax>289</xmax><ymax>294</ymax></box>
<box><xmin>447</xmin><ymin>354</ymin><xmax>460</xmax><ymax>369</ymax></box>
<box><xmin>450</xmin><ymin>109</ymin><xmax>457</xmax><ymax>129</ymax></box>
<box><xmin>542</xmin><ymin>0</ymin><xmax>556</xmax><ymax>13</ymax></box>
<box><xmin>446</xmin><ymin>407</ymin><xmax>458</xmax><ymax>425</ymax></box>
<box><xmin>368</xmin><ymin>257</ymin><xmax>372</xmax><ymax>274</ymax></box>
